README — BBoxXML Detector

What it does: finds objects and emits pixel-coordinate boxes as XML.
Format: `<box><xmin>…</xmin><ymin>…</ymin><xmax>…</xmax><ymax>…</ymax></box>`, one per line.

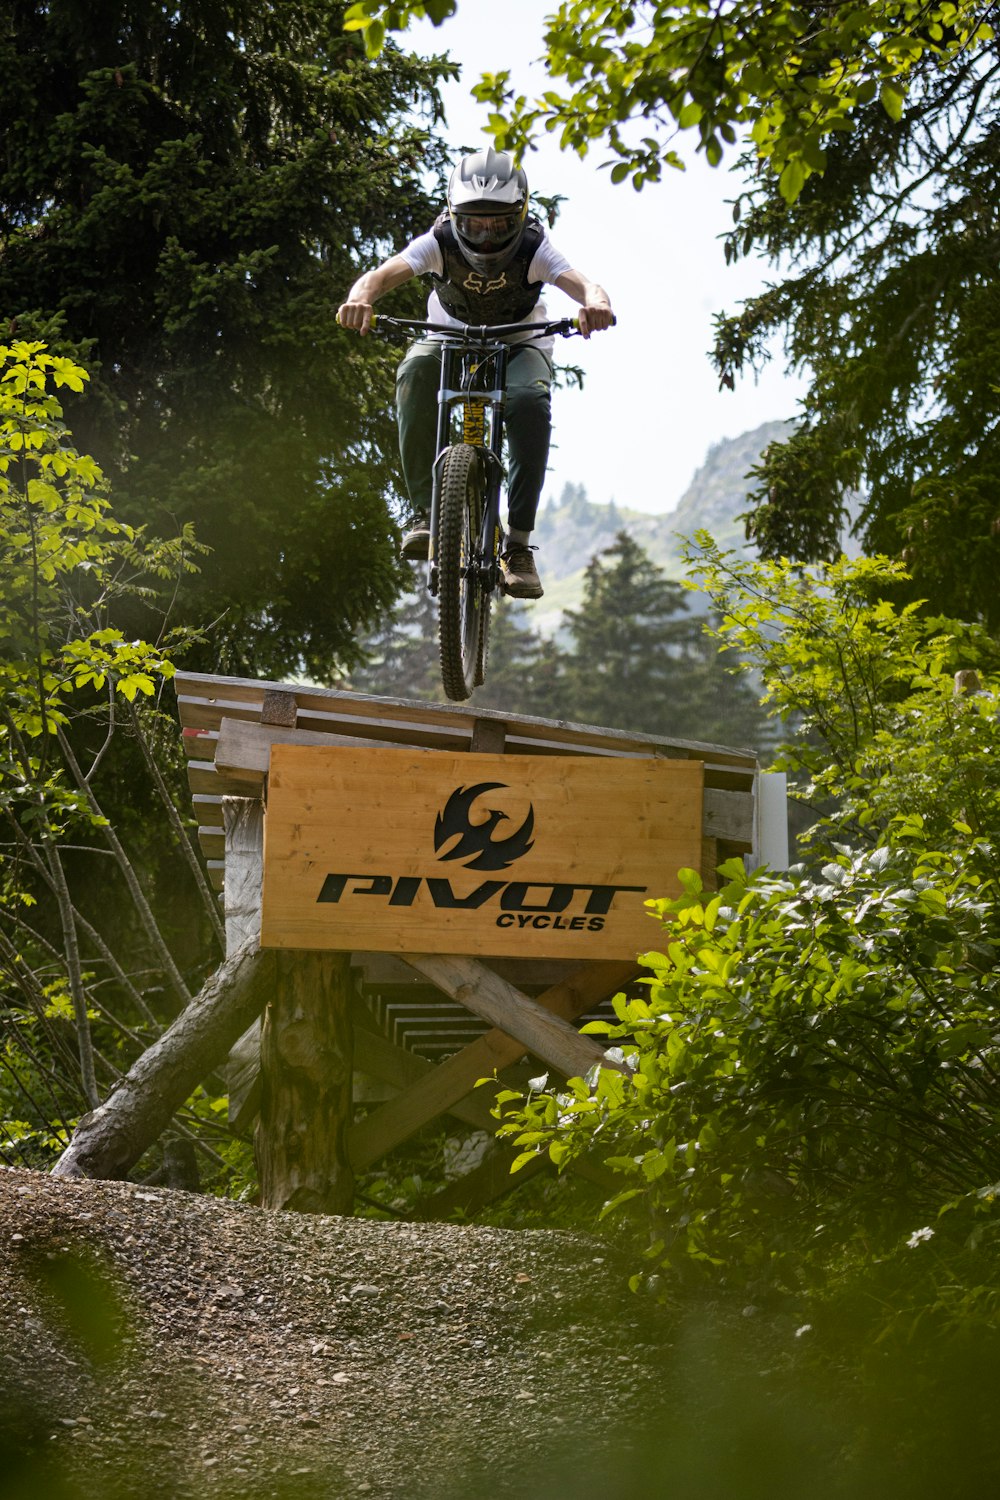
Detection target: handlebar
<box><xmin>369</xmin><ymin>314</ymin><xmax>599</xmax><ymax>340</ymax></box>
<box><xmin>337</xmin><ymin>312</ymin><xmax>617</xmax><ymax>342</ymax></box>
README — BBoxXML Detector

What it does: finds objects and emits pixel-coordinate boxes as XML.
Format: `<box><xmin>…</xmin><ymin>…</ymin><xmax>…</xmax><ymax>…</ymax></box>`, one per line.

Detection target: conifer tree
<box><xmin>0</xmin><ymin>0</ymin><xmax>451</xmax><ymax>676</ymax></box>
<box><xmin>559</xmin><ymin>532</ymin><xmax>764</xmax><ymax>745</ymax></box>
<box><xmin>350</xmin><ymin>587</ymin><xmax>442</xmax><ymax>701</ymax></box>
<box><xmin>471</xmin><ymin>600</ymin><xmax>565</xmax><ymax>719</ymax></box>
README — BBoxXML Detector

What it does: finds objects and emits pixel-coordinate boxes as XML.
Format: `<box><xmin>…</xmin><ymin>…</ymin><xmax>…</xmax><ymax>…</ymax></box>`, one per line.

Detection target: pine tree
<box><xmin>559</xmin><ymin>532</ymin><xmax>765</xmax><ymax>745</ymax></box>
<box><xmin>0</xmin><ymin>0</ymin><xmax>451</xmax><ymax>677</ymax></box>
<box><xmin>350</xmin><ymin>587</ymin><xmax>442</xmax><ymax>701</ymax></box>
<box><xmin>471</xmin><ymin>599</ymin><xmax>566</xmax><ymax>719</ymax></box>
<box><xmin>711</xmin><ymin>16</ymin><xmax>1000</xmax><ymax>628</ymax></box>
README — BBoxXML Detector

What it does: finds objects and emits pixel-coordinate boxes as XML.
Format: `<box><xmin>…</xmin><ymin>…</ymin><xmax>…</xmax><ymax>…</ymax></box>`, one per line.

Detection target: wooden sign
<box><xmin>260</xmin><ymin>746</ymin><xmax>703</xmax><ymax>960</ymax></box>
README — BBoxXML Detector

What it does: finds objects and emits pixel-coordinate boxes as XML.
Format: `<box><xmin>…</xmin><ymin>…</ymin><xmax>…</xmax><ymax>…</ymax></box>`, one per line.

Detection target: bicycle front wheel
<box><xmin>438</xmin><ymin>443</ymin><xmax>486</xmax><ymax>702</ymax></box>
<box><xmin>474</xmin><ymin>509</ymin><xmax>501</xmax><ymax>688</ymax></box>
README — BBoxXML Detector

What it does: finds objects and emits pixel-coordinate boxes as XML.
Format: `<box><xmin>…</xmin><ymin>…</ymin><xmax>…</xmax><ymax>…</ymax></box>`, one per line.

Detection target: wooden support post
<box><xmin>225</xmin><ymin>798</ymin><xmax>266</xmax><ymax>1130</ymax></box>
<box><xmin>470</xmin><ymin>717</ymin><xmax>507</xmax><ymax>754</ymax></box>
<box><xmin>256</xmin><ymin>950</ymin><xmax>355</xmax><ymax>1215</ymax></box>
<box><xmin>260</xmin><ymin>688</ymin><xmax>298</xmax><ymax>728</ymax></box>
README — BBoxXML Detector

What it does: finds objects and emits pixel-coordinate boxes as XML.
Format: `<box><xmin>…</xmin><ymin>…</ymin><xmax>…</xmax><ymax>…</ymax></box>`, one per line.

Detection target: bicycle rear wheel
<box><xmin>438</xmin><ymin>443</ymin><xmax>486</xmax><ymax>702</ymax></box>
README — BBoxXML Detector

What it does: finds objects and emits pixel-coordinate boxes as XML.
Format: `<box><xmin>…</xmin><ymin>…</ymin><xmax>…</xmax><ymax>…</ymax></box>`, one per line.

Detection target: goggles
<box><xmin>454</xmin><ymin>210</ymin><xmax>523</xmax><ymax>249</ymax></box>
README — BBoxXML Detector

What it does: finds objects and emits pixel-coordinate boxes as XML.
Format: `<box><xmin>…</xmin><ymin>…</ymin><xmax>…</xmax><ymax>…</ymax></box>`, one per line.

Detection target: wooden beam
<box><xmin>471</xmin><ymin>717</ymin><xmax>507</xmax><ymax>754</ymax></box>
<box><xmin>214</xmin><ymin>716</ymin><xmax>419</xmax><ymax>789</ymax></box>
<box><xmin>223</xmin><ymin>798</ymin><xmax>263</xmax><ymax>955</ymax></box>
<box><xmin>399</xmin><ymin>953</ymin><xmax>616</xmax><ymax>1082</ymax></box>
<box><xmin>229</xmin><ymin>991</ymin><xmax>516</xmax><ymax>1138</ymax></box>
<box><xmin>174</xmin><ymin>668</ymin><xmax>759</xmax><ymax>767</ymax></box>
<box><xmin>352</xmin><ymin>1028</ymin><xmax>501</xmax><ymax>1136</ymax></box>
<box><xmin>260</xmin><ymin>688</ymin><xmax>297</xmax><ymax>727</ymax></box>
<box><xmin>350</xmin><ymin>960</ymin><xmax>634</xmax><ymax>1170</ymax></box>
<box><xmin>703</xmin><ymin>787</ymin><xmax>753</xmax><ymax>846</ymax></box>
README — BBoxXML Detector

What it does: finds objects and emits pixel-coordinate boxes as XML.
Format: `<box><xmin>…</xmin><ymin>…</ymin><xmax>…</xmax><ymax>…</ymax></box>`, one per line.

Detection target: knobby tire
<box><xmin>474</xmin><ymin>511</ymin><xmax>500</xmax><ymax>688</ymax></box>
<box><xmin>438</xmin><ymin>444</ymin><xmax>486</xmax><ymax>702</ymax></box>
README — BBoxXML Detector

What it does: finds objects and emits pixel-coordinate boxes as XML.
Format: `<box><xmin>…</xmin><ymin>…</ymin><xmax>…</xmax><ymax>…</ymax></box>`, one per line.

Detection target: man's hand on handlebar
<box><xmin>336</xmin><ymin>300</ymin><xmax>375</xmax><ymax>336</ymax></box>
<box><xmin>577</xmin><ymin>302</ymin><xmax>615</xmax><ymax>339</ymax></box>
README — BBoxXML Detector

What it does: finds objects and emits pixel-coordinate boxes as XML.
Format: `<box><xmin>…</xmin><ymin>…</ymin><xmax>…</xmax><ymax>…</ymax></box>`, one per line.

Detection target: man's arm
<box><xmin>337</xmin><ymin>255</ymin><xmax>415</xmax><ymax>335</ymax></box>
<box><xmin>554</xmin><ymin>269</ymin><xmax>614</xmax><ymax>339</ymax></box>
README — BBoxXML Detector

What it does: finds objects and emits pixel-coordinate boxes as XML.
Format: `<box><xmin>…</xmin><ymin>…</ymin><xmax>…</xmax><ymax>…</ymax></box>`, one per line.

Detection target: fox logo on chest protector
<box><xmin>462</xmin><ymin>269</ymin><xmax>509</xmax><ymax>295</ymax></box>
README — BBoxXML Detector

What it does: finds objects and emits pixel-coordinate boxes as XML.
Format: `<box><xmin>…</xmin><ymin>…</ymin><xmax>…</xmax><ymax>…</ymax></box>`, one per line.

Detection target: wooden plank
<box><xmin>700</xmin><ymin>836</ymin><xmax>720</xmax><ymax>892</ymax></box>
<box><xmin>194</xmin><ymin>794</ymin><xmax>223</xmax><ymax>827</ymax></box>
<box><xmin>187</xmin><ymin>759</ymin><xmax>254</xmax><ymax>797</ymax></box>
<box><xmin>703</xmin><ymin>787</ymin><xmax>754</xmax><ymax>846</ymax></box>
<box><xmin>350</xmin><ymin>959</ymin><xmax>635</xmax><ymax>1169</ymax></box>
<box><xmin>231</xmin><ymin>993</ymin><xmax>518</xmax><ymax>1137</ymax></box>
<box><xmin>198</xmin><ymin>826</ymin><xmax>224</xmax><ymax>860</ymax></box>
<box><xmin>174</xmin><ymin>669</ymin><xmax>758</xmax><ymax>767</ymax></box>
<box><xmin>355</xmin><ymin>952</ymin><xmax>577</xmax><ymax>989</ymax></box>
<box><xmin>178</xmin><ymin>696</ymin><xmax>262</xmax><ymax>732</ymax></box>
<box><xmin>352</xmin><ymin>1028</ymin><xmax>500</xmax><ymax>1136</ymax></box>
<box><xmin>183</xmin><ymin>726</ymin><xmax>217</xmax><ymax>758</ymax></box>
<box><xmin>261</xmin><ymin>747</ymin><xmax>704</xmax><ymax>961</ymax></box>
<box><xmin>214</xmin><ymin>717</ymin><xmax>423</xmax><ymax>786</ymax></box>
<box><xmin>210</xmin><ymin>718</ymin><xmax>751</xmax><ymax>805</ymax></box>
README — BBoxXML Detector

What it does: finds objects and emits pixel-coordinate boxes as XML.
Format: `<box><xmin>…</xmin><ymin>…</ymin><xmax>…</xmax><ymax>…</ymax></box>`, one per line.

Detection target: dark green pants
<box><xmin>395</xmin><ymin>340</ymin><xmax>553</xmax><ymax>534</ymax></box>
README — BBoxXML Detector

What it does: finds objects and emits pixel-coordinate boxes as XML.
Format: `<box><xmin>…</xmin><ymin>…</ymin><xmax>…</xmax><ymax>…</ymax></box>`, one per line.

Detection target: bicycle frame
<box><xmin>373</xmin><ymin>313</ymin><xmax>580</xmax><ymax>595</ymax></box>
<box><xmin>426</xmin><ymin>332</ymin><xmax>511</xmax><ymax>597</ymax></box>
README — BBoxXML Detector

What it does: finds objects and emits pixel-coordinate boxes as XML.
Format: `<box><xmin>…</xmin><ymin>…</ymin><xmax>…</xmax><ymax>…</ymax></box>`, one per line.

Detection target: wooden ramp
<box><xmin>174</xmin><ymin>671</ymin><xmax>765</xmax><ymax>1218</ymax></box>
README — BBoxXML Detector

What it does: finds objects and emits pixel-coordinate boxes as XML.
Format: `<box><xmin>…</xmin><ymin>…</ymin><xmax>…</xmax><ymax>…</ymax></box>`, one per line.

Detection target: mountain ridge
<box><xmin>531</xmin><ymin>418</ymin><xmax>793</xmax><ymax>632</ymax></box>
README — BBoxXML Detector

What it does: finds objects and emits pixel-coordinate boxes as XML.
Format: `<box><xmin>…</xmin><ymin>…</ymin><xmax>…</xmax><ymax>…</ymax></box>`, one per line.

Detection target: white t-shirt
<box><xmin>398</xmin><ymin>223</ymin><xmax>572</xmax><ymax>352</ymax></box>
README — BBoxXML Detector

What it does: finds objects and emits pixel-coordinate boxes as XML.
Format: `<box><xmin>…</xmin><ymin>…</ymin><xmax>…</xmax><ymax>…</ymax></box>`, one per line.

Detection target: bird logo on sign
<box><xmin>433</xmin><ymin>782</ymin><xmax>535</xmax><ymax>872</ymax></box>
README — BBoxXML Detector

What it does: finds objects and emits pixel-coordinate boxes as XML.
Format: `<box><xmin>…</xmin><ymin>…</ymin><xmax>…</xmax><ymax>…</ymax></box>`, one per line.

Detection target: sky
<box><xmin>401</xmin><ymin>0</ymin><xmax>808</xmax><ymax>516</ymax></box>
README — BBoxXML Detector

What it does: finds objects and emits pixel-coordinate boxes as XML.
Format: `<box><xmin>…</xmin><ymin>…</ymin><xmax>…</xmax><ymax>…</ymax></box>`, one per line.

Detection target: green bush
<box><xmin>498</xmin><ymin>552</ymin><xmax>1000</xmax><ymax>1333</ymax></box>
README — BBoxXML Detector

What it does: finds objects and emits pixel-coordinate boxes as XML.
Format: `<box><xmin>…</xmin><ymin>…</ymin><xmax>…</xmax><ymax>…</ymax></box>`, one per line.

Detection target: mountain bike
<box><xmin>373</xmin><ymin>314</ymin><xmax>587</xmax><ymax>702</ymax></box>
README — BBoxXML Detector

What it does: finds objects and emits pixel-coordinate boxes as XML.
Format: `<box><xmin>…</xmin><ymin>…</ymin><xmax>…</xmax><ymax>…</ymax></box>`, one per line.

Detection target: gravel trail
<box><xmin>0</xmin><ymin>1168</ymin><xmax>672</xmax><ymax>1499</ymax></box>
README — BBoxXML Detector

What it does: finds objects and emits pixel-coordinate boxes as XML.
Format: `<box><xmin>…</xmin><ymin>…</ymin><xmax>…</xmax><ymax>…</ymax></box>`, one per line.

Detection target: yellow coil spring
<box><xmin>462</xmin><ymin>399</ymin><xmax>486</xmax><ymax>446</ymax></box>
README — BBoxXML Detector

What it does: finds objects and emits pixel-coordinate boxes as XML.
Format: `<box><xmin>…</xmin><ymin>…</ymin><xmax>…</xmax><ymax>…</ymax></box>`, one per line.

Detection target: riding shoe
<box><xmin>499</xmin><ymin>544</ymin><xmax>544</xmax><ymax>600</ymax></box>
<box><xmin>401</xmin><ymin>512</ymin><xmax>430</xmax><ymax>561</ymax></box>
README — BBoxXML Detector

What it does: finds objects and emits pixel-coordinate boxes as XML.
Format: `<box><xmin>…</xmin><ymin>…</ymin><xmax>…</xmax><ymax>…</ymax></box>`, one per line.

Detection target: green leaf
<box><xmin>778</xmin><ymin>158</ymin><xmax>806</xmax><ymax>202</ymax></box>
<box><xmin>880</xmin><ymin>82</ymin><xmax>905</xmax><ymax>121</ymax></box>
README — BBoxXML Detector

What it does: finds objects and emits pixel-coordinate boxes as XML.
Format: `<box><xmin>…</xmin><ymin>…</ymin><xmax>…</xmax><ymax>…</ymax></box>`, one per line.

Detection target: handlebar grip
<box><xmin>571</xmin><ymin>313</ymin><xmax>618</xmax><ymax>330</ymax></box>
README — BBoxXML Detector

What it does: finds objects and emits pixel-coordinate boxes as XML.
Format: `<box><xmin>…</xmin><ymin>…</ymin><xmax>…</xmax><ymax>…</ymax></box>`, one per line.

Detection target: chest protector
<box><xmin>431</xmin><ymin>212</ymin><xmax>546</xmax><ymax>325</ymax></box>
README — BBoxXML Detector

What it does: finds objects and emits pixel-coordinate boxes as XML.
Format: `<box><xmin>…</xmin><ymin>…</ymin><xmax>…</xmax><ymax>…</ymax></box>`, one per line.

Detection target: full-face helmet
<box><xmin>447</xmin><ymin>147</ymin><xmax>530</xmax><ymax>274</ymax></box>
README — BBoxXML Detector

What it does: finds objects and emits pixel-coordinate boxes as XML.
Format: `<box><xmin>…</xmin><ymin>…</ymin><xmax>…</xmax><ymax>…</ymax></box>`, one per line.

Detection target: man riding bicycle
<box><xmin>337</xmin><ymin>147</ymin><xmax>614</xmax><ymax>600</ymax></box>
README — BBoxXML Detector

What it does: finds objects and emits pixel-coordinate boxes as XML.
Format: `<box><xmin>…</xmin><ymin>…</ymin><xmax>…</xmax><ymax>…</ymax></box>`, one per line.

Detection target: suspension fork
<box><xmin>427</xmin><ymin>339</ymin><xmax>510</xmax><ymax>590</ymax></box>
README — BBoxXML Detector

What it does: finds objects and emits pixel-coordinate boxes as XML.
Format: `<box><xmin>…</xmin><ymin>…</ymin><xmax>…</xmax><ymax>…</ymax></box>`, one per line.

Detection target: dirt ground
<box><xmin>0</xmin><ymin>1167</ymin><xmax>677</xmax><ymax>1500</ymax></box>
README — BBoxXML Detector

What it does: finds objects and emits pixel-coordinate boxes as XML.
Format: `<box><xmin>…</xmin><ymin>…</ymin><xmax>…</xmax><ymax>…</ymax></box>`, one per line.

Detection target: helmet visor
<box><xmin>454</xmin><ymin>211</ymin><xmax>523</xmax><ymax>250</ymax></box>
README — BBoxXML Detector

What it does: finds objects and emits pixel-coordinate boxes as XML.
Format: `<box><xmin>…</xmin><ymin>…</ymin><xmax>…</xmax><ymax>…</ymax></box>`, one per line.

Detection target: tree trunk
<box><xmin>51</xmin><ymin>943</ymin><xmax>275</xmax><ymax>1181</ymax></box>
<box><xmin>256</xmin><ymin>951</ymin><xmax>354</xmax><ymax>1215</ymax></box>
